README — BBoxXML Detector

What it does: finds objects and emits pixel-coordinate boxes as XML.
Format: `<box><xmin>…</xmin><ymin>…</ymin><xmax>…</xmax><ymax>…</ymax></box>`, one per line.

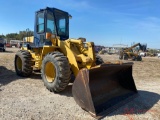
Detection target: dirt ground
<box><xmin>0</xmin><ymin>48</ymin><xmax>160</xmax><ymax>120</ymax></box>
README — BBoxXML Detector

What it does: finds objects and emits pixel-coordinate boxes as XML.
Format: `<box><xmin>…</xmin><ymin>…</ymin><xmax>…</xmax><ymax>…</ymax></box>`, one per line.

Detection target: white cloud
<box><xmin>145</xmin><ymin>17</ymin><xmax>160</xmax><ymax>23</ymax></box>
<box><xmin>135</xmin><ymin>17</ymin><xmax>160</xmax><ymax>31</ymax></box>
<box><xmin>53</xmin><ymin>0</ymin><xmax>91</xmax><ymax>9</ymax></box>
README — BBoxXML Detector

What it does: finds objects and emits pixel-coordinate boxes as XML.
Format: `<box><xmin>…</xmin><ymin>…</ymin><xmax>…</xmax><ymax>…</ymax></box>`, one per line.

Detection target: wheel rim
<box><xmin>45</xmin><ymin>62</ymin><xmax>56</xmax><ymax>83</ymax></box>
<box><xmin>16</xmin><ymin>56</ymin><xmax>22</xmax><ymax>71</ymax></box>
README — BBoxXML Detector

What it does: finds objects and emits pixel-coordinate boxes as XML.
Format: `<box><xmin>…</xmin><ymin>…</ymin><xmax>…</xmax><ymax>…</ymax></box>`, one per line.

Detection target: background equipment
<box><xmin>119</xmin><ymin>43</ymin><xmax>146</xmax><ymax>61</ymax></box>
<box><xmin>0</xmin><ymin>38</ymin><xmax>6</xmax><ymax>52</ymax></box>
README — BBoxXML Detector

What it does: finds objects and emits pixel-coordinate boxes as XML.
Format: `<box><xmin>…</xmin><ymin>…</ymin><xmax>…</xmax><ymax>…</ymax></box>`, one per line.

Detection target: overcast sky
<box><xmin>0</xmin><ymin>0</ymin><xmax>160</xmax><ymax>48</ymax></box>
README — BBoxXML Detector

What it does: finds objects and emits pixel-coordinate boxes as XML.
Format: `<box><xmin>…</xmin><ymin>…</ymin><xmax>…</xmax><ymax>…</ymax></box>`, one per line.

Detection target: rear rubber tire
<box><xmin>96</xmin><ymin>55</ymin><xmax>104</xmax><ymax>65</ymax></box>
<box><xmin>123</xmin><ymin>54</ymin><xmax>128</xmax><ymax>60</ymax></box>
<box><xmin>41</xmin><ymin>51</ymin><xmax>71</xmax><ymax>92</ymax></box>
<box><xmin>132</xmin><ymin>56</ymin><xmax>136</xmax><ymax>61</ymax></box>
<box><xmin>14</xmin><ymin>50</ymin><xmax>33</xmax><ymax>77</ymax></box>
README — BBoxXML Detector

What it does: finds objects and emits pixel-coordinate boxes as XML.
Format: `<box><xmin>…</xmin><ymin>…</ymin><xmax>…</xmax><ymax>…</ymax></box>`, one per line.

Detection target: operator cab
<box><xmin>33</xmin><ymin>7</ymin><xmax>71</xmax><ymax>47</ymax></box>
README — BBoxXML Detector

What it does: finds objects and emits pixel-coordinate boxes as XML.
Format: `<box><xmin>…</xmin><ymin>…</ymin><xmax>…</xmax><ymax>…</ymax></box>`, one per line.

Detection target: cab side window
<box><xmin>58</xmin><ymin>18</ymin><xmax>66</xmax><ymax>34</ymax></box>
<box><xmin>37</xmin><ymin>12</ymin><xmax>44</xmax><ymax>33</ymax></box>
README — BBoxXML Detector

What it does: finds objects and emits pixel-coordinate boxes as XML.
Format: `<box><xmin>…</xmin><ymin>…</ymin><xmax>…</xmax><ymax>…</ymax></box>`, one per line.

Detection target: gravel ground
<box><xmin>0</xmin><ymin>48</ymin><xmax>160</xmax><ymax>120</ymax></box>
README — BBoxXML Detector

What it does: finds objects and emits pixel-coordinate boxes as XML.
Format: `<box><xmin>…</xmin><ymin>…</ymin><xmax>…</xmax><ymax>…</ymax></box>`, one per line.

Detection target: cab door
<box><xmin>34</xmin><ymin>11</ymin><xmax>46</xmax><ymax>47</ymax></box>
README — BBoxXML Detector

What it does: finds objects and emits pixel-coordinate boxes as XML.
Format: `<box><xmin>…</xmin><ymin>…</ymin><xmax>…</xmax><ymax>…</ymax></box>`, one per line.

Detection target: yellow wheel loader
<box><xmin>14</xmin><ymin>7</ymin><xmax>138</xmax><ymax>118</ymax></box>
<box><xmin>119</xmin><ymin>43</ymin><xmax>142</xmax><ymax>61</ymax></box>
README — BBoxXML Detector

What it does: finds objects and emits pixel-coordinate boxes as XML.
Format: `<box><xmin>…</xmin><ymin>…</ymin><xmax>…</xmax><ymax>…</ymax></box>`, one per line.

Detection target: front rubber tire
<box><xmin>41</xmin><ymin>51</ymin><xmax>71</xmax><ymax>92</ymax></box>
<box><xmin>14</xmin><ymin>50</ymin><xmax>33</xmax><ymax>77</ymax></box>
<box><xmin>3</xmin><ymin>48</ymin><xmax>5</xmax><ymax>52</ymax></box>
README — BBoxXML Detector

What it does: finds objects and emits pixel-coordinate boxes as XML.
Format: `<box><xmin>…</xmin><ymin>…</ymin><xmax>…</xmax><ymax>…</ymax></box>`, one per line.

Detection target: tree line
<box><xmin>0</xmin><ymin>30</ymin><xmax>33</xmax><ymax>41</ymax></box>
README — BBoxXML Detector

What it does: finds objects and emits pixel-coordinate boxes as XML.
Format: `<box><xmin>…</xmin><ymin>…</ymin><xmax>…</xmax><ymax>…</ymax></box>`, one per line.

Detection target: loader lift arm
<box><xmin>123</xmin><ymin>43</ymin><xmax>140</xmax><ymax>52</ymax></box>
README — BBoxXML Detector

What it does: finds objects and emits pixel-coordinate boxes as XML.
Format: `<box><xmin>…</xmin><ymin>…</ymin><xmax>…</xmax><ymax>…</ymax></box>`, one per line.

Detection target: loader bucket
<box><xmin>72</xmin><ymin>62</ymin><xmax>138</xmax><ymax>118</ymax></box>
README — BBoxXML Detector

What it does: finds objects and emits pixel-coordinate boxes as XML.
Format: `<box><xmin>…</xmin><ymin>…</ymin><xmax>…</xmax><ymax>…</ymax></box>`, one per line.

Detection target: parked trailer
<box><xmin>6</xmin><ymin>40</ymin><xmax>22</xmax><ymax>48</ymax></box>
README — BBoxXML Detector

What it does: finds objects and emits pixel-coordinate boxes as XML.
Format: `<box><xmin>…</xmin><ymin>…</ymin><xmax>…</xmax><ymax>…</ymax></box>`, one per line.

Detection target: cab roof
<box><xmin>36</xmin><ymin>7</ymin><xmax>69</xmax><ymax>15</ymax></box>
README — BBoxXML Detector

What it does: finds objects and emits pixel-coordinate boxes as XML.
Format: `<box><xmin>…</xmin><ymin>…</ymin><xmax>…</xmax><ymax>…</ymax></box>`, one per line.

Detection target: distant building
<box><xmin>112</xmin><ymin>44</ymin><xmax>128</xmax><ymax>48</ymax></box>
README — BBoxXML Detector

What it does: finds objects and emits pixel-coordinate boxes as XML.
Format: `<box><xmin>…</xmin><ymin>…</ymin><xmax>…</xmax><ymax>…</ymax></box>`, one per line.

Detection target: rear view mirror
<box><xmin>69</xmin><ymin>14</ymin><xmax>72</xmax><ymax>19</ymax></box>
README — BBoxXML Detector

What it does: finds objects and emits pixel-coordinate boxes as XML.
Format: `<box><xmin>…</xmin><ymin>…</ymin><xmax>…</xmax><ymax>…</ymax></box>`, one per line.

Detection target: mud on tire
<box><xmin>41</xmin><ymin>51</ymin><xmax>71</xmax><ymax>92</ymax></box>
<box><xmin>14</xmin><ymin>50</ymin><xmax>33</xmax><ymax>77</ymax></box>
